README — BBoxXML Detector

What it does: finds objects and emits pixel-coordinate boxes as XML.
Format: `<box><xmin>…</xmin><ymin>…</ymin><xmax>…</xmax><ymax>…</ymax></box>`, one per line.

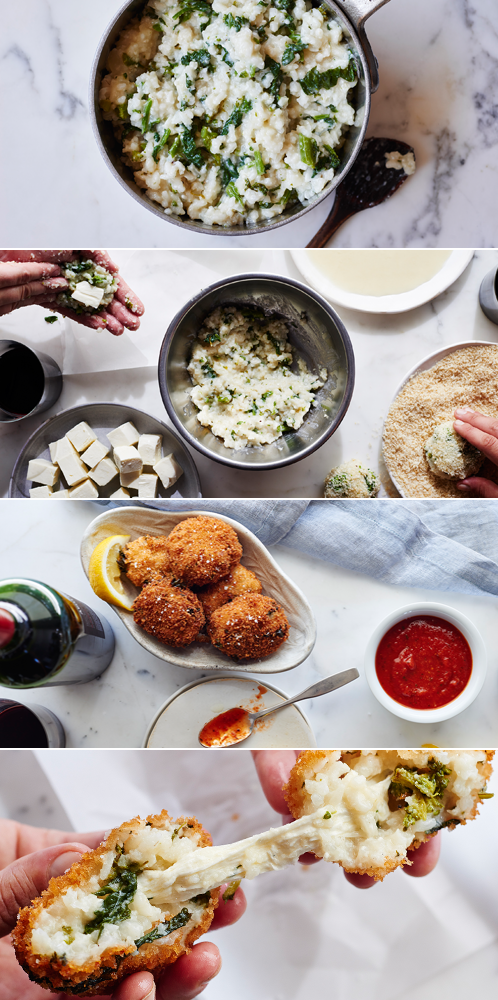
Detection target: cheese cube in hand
<box><xmin>66</xmin><ymin>422</ymin><xmax>97</xmax><ymax>453</ymax></box>
<box><xmin>138</xmin><ymin>434</ymin><xmax>162</xmax><ymax>466</ymax></box>
<box><xmin>114</xmin><ymin>445</ymin><xmax>143</xmax><ymax>474</ymax></box>
<box><xmin>89</xmin><ymin>457</ymin><xmax>118</xmax><ymax>487</ymax></box>
<box><xmin>107</xmin><ymin>422</ymin><xmax>140</xmax><ymax>448</ymax></box>
<box><xmin>27</xmin><ymin>459</ymin><xmax>60</xmax><ymax>487</ymax></box>
<box><xmin>81</xmin><ymin>439</ymin><xmax>110</xmax><ymax>469</ymax></box>
<box><xmin>153</xmin><ymin>453</ymin><xmax>183</xmax><ymax>489</ymax></box>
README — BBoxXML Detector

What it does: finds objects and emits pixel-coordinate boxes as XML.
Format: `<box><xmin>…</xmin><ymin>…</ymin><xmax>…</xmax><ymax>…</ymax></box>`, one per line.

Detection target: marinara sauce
<box><xmin>199</xmin><ymin>708</ymin><xmax>250</xmax><ymax>747</ymax></box>
<box><xmin>375</xmin><ymin>615</ymin><xmax>472</xmax><ymax>710</ymax></box>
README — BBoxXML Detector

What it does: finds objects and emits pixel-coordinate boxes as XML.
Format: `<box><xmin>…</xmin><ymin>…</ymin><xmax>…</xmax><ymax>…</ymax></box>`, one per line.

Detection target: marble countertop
<box><xmin>1</xmin><ymin>498</ymin><xmax>498</xmax><ymax>747</ymax></box>
<box><xmin>1</xmin><ymin>0</ymin><xmax>497</xmax><ymax>248</ymax></box>
<box><xmin>2</xmin><ymin>247</ymin><xmax>498</xmax><ymax>498</ymax></box>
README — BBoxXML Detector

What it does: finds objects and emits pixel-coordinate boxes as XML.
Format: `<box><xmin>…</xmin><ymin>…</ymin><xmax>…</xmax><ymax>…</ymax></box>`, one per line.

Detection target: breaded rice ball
<box><xmin>164</xmin><ymin>516</ymin><xmax>243</xmax><ymax>588</ymax></box>
<box><xmin>208</xmin><ymin>593</ymin><xmax>289</xmax><ymax>660</ymax></box>
<box><xmin>424</xmin><ymin>421</ymin><xmax>483</xmax><ymax>479</ymax></box>
<box><xmin>133</xmin><ymin>578</ymin><xmax>205</xmax><ymax>647</ymax></box>
<box><xmin>122</xmin><ymin>534</ymin><xmax>171</xmax><ymax>587</ymax></box>
<box><xmin>198</xmin><ymin>563</ymin><xmax>263</xmax><ymax>618</ymax></box>
<box><xmin>324</xmin><ymin>459</ymin><xmax>379</xmax><ymax>498</ymax></box>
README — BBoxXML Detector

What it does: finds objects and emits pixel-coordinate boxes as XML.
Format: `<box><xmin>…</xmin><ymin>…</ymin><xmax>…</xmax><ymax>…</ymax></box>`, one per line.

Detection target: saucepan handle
<box><xmin>335</xmin><ymin>0</ymin><xmax>391</xmax><ymax>93</ymax></box>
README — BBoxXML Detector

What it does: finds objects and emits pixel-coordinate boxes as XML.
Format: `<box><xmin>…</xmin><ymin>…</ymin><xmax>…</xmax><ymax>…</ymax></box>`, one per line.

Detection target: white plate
<box><xmin>290</xmin><ymin>249</ymin><xmax>475</xmax><ymax>314</ymax></box>
<box><xmin>384</xmin><ymin>340</ymin><xmax>498</xmax><ymax>497</ymax></box>
<box><xmin>144</xmin><ymin>674</ymin><xmax>316</xmax><ymax>748</ymax></box>
<box><xmin>80</xmin><ymin>507</ymin><xmax>316</xmax><ymax>674</ymax></box>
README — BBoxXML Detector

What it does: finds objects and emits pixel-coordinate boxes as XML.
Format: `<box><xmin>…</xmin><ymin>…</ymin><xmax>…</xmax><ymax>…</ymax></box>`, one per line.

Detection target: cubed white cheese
<box><xmin>29</xmin><ymin>485</ymin><xmax>53</xmax><ymax>498</ymax></box>
<box><xmin>107</xmin><ymin>422</ymin><xmax>140</xmax><ymax>448</ymax></box>
<box><xmin>109</xmin><ymin>487</ymin><xmax>131</xmax><ymax>499</ymax></box>
<box><xmin>153</xmin><ymin>453</ymin><xmax>183</xmax><ymax>489</ymax></box>
<box><xmin>49</xmin><ymin>439</ymin><xmax>64</xmax><ymax>465</ymax></box>
<box><xmin>71</xmin><ymin>281</ymin><xmax>105</xmax><ymax>309</ymax></box>
<box><xmin>66</xmin><ymin>422</ymin><xmax>97</xmax><ymax>453</ymax></box>
<box><xmin>135</xmin><ymin>473</ymin><xmax>158</xmax><ymax>499</ymax></box>
<box><xmin>113</xmin><ymin>445</ymin><xmax>143</xmax><ymax>474</ymax></box>
<box><xmin>57</xmin><ymin>442</ymin><xmax>89</xmax><ymax>487</ymax></box>
<box><xmin>88</xmin><ymin>457</ymin><xmax>118</xmax><ymax>487</ymax></box>
<box><xmin>68</xmin><ymin>479</ymin><xmax>99</xmax><ymax>499</ymax></box>
<box><xmin>27</xmin><ymin>459</ymin><xmax>60</xmax><ymax>487</ymax></box>
<box><xmin>120</xmin><ymin>470</ymin><xmax>141</xmax><ymax>489</ymax></box>
<box><xmin>50</xmin><ymin>489</ymin><xmax>70</xmax><ymax>498</ymax></box>
<box><xmin>80</xmin><ymin>439</ymin><xmax>110</xmax><ymax>469</ymax></box>
<box><xmin>138</xmin><ymin>434</ymin><xmax>162</xmax><ymax>467</ymax></box>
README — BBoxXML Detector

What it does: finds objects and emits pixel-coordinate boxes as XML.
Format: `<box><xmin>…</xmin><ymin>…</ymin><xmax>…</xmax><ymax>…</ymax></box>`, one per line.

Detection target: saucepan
<box><xmin>90</xmin><ymin>0</ymin><xmax>391</xmax><ymax>236</ymax></box>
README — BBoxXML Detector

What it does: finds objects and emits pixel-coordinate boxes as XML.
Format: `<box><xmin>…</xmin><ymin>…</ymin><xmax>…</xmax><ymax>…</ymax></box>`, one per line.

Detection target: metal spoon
<box><xmin>307</xmin><ymin>137</ymin><xmax>416</xmax><ymax>248</ymax></box>
<box><xmin>198</xmin><ymin>668</ymin><xmax>359</xmax><ymax>748</ymax></box>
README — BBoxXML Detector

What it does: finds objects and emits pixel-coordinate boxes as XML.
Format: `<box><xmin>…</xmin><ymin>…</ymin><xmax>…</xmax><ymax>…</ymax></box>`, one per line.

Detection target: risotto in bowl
<box><xmin>90</xmin><ymin>0</ymin><xmax>376</xmax><ymax>234</ymax></box>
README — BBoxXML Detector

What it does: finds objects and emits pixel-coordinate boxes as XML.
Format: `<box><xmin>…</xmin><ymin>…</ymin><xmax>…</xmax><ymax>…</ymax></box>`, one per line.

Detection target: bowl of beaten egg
<box><xmin>158</xmin><ymin>272</ymin><xmax>355</xmax><ymax>470</ymax></box>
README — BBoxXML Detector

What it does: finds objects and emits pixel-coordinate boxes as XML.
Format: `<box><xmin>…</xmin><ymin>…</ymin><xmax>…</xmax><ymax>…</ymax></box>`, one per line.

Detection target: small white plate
<box><xmin>384</xmin><ymin>340</ymin><xmax>498</xmax><ymax>496</ymax></box>
<box><xmin>144</xmin><ymin>675</ymin><xmax>316</xmax><ymax>748</ymax></box>
<box><xmin>290</xmin><ymin>249</ymin><xmax>475</xmax><ymax>314</ymax></box>
<box><xmin>80</xmin><ymin>507</ymin><xmax>316</xmax><ymax>674</ymax></box>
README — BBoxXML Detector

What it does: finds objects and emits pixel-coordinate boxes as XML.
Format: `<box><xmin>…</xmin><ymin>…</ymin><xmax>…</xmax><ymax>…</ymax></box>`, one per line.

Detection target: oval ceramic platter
<box><xmin>9</xmin><ymin>402</ymin><xmax>200</xmax><ymax>499</ymax></box>
<box><xmin>383</xmin><ymin>340</ymin><xmax>498</xmax><ymax>497</ymax></box>
<box><xmin>290</xmin><ymin>248</ymin><xmax>475</xmax><ymax>314</ymax></box>
<box><xmin>80</xmin><ymin>507</ymin><xmax>317</xmax><ymax>673</ymax></box>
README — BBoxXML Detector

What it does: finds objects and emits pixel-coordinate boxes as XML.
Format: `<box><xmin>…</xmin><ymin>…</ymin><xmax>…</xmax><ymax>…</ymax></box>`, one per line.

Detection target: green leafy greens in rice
<box><xmin>187</xmin><ymin>305</ymin><xmax>326</xmax><ymax>448</ymax></box>
<box><xmin>58</xmin><ymin>260</ymin><xmax>118</xmax><ymax>315</ymax></box>
<box><xmin>99</xmin><ymin>0</ymin><xmax>358</xmax><ymax>226</ymax></box>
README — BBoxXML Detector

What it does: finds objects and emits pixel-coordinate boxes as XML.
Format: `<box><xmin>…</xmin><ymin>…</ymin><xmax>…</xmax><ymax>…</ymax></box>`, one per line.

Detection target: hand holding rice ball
<box><xmin>453</xmin><ymin>408</ymin><xmax>498</xmax><ymax>497</ymax></box>
<box><xmin>424</xmin><ymin>420</ymin><xmax>483</xmax><ymax>479</ymax></box>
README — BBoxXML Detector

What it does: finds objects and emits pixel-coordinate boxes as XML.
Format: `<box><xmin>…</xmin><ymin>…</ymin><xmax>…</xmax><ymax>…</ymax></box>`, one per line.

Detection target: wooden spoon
<box><xmin>307</xmin><ymin>137</ymin><xmax>415</xmax><ymax>248</ymax></box>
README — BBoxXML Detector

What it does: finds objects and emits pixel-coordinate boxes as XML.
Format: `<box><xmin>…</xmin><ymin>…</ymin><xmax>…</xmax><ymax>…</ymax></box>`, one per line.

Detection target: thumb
<box><xmin>0</xmin><ymin>842</ymin><xmax>88</xmax><ymax>936</ymax></box>
<box><xmin>457</xmin><ymin>477</ymin><xmax>498</xmax><ymax>498</ymax></box>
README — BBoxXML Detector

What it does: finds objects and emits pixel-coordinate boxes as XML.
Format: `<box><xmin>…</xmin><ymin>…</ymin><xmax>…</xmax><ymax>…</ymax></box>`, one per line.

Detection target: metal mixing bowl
<box><xmin>89</xmin><ymin>0</ymin><xmax>388</xmax><ymax>237</ymax></box>
<box><xmin>157</xmin><ymin>273</ymin><xmax>355</xmax><ymax>471</ymax></box>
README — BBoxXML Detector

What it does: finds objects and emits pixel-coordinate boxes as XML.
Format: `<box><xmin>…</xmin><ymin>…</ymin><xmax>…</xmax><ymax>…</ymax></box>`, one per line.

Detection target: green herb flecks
<box><xmin>220</xmin><ymin>97</ymin><xmax>252</xmax><ymax>135</ymax></box>
<box><xmin>153</xmin><ymin>128</ymin><xmax>171</xmax><ymax>161</ymax></box>
<box><xmin>223</xmin><ymin>13</ymin><xmax>249</xmax><ymax>30</ymax></box>
<box><xmin>313</xmin><ymin>144</ymin><xmax>340</xmax><ymax>175</ymax></box>
<box><xmin>222</xmin><ymin>880</ymin><xmax>241</xmax><ymax>901</ymax></box>
<box><xmin>141</xmin><ymin>98</ymin><xmax>153</xmax><ymax>133</ymax></box>
<box><xmin>44</xmin><ymin>315</ymin><xmax>58</xmax><ymax>323</ymax></box>
<box><xmin>226</xmin><ymin>181</ymin><xmax>244</xmax><ymax>206</ymax></box>
<box><xmin>84</xmin><ymin>864</ymin><xmax>140</xmax><ymax>936</ymax></box>
<box><xmin>300</xmin><ymin>56</ymin><xmax>356</xmax><ymax>95</ymax></box>
<box><xmin>135</xmin><ymin>908</ymin><xmax>191</xmax><ymax>949</ymax></box>
<box><xmin>282</xmin><ymin>37</ymin><xmax>305</xmax><ymax>65</ymax></box>
<box><xmin>299</xmin><ymin>134</ymin><xmax>317</xmax><ymax>168</ymax></box>
<box><xmin>190</xmin><ymin>891</ymin><xmax>212</xmax><ymax>907</ymax></box>
<box><xmin>253</xmin><ymin>150</ymin><xmax>266</xmax><ymax>175</ymax></box>
<box><xmin>204</xmin><ymin>330</ymin><xmax>221</xmax><ymax>344</ymax></box>
<box><xmin>264</xmin><ymin>56</ymin><xmax>283</xmax><ymax>104</ymax></box>
<box><xmin>181</xmin><ymin>49</ymin><xmax>211</xmax><ymax>68</ymax></box>
<box><xmin>62</xmin><ymin>925</ymin><xmax>75</xmax><ymax>945</ymax></box>
<box><xmin>174</xmin><ymin>1</ymin><xmax>216</xmax><ymax>24</ymax></box>
<box><xmin>389</xmin><ymin>758</ymin><xmax>451</xmax><ymax>830</ymax></box>
<box><xmin>201</xmin><ymin>359</ymin><xmax>217</xmax><ymax>378</ymax></box>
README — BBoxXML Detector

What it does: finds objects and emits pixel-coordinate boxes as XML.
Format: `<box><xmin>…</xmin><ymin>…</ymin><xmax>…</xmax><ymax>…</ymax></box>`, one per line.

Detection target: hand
<box><xmin>251</xmin><ymin>750</ymin><xmax>440</xmax><ymax>888</ymax></box>
<box><xmin>453</xmin><ymin>409</ymin><xmax>498</xmax><ymax>497</ymax></box>
<box><xmin>0</xmin><ymin>251</ymin><xmax>144</xmax><ymax>336</ymax></box>
<box><xmin>0</xmin><ymin>819</ymin><xmax>246</xmax><ymax>1000</ymax></box>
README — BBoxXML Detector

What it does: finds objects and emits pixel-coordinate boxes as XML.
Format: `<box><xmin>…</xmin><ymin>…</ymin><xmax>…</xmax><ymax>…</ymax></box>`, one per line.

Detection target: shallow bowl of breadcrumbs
<box><xmin>383</xmin><ymin>341</ymin><xmax>498</xmax><ymax>498</ymax></box>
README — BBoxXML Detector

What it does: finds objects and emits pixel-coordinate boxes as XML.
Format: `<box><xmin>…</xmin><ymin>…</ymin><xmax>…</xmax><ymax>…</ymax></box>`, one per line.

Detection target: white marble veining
<box><xmin>1</xmin><ymin>0</ymin><xmax>497</xmax><ymax>247</ymax></box>
<box><xmin>1</xmin><ymin>499</ymin><xmax>498</xmax><ymax>747</ymax></box>
<box><xmin>2</xmin><ymin>247</ymin><xmax>498</xmax><ymax>498</ymax></box>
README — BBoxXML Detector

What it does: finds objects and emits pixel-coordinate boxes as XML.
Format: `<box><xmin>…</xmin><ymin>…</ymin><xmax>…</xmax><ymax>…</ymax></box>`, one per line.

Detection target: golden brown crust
<box><xmin>164</xmin><ymin>517</ymin><xmax>243</xmax><ymax>588</ymax></box>
<box><xmin>12</xmin><ymin>811</ymin><xmax>218</xmax><ymax>996</ymax></box>
<box><xmin>207</xmin><ymin>593</ymin><xmax>289</xmax><ymax>660</ymax></box>
<box><xmin>123</xmin><ymin>535</ymin><xmax>171</xmax><ymax>587</ymax></box>
<box><xmin>283</xmin><ymin>750</ymin><xmax>495</xmax><ymax>881</ymax></box>
<box><xmin>198</xmin><ymin>563</ymin><xmax>262</xmax><ymax>618</ymax></box>
<box><xmin>133</xmin><ymin>579</ymin><xmax>205</xmax><ymax>647</ymax></box>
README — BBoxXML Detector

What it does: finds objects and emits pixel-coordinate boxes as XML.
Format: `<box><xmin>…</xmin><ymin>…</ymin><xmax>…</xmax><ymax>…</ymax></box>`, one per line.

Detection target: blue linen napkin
<box><xmin>95</xmin><ymin>498</ymin><xmax>498</xmax><ymax>597</ymax></box>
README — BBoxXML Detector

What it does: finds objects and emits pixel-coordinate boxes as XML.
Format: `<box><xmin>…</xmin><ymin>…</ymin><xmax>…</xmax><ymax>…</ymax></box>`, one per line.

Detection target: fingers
<box><xmin>0</xmin><ymin>261</ymin><xmax>62</xmax><ymax>290</ymax></box>
<box><xmin>111</xmin><ymin>971</ymin><xmax>155</xmax><ymax>1000</ymax></box>
<box><xmin>114</xmin><ymin>276</ymin><xmax>145</xmax><ymax>318</ymax></box>
<box><xmin>454</xmin><ymin>409</ymin><xmax>498</xmax><ymax>464</ymax></box>
<box><xmin>210</xmin><ymin>884</ymin><xmax>247</xmax><ymax>930</ymax></box>
<box><xmin>109</xmin><ymin>296</ymin><xmax>141</xmax><ymax>332</ymax></box>
<box><xmin>156</xmin><ymin>942</ymin><xmax>221</xmax><ymax>1000</ymax></box>
<box><xmin>0</xmin><ymin>843</ymin><xmax>89</xmax><ymax>936</ymax></box>
<box><xmin>251</xmin><ymin>750</ymin><xmax>299</xmax><ymax>815</ymax></box>
<box><xmin>457</xmin><ymin>477</ymin><xmax>498</xmax><ymax>497</ymax></box>
<box><xmin>403</xmin><ymin>833</ymin><xmax>441</xmax><ymax>877</ymax></box>
<box><xmin>84</xmin><ymin>250</ymin><xmax>119</xmax><ymax>273</ymax></box>
<box><xmin>344</xmin><ymin>872</ymin><xmax>377</xmax><ymax>889</ymax></box>
<box><xmin>0</xmin><ymin>251</ymin><xmax>77</xmax><ymax>265</ymax></box>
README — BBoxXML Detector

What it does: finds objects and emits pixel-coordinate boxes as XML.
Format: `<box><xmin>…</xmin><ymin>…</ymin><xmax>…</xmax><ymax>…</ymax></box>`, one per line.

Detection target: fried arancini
<box><xmin>164</xmin><ymin>516</ymin><xmax>243</xmax><ymax>588</ymax></box>
<box><xmin>122</xmin><ymin>534</ymin><xmax>171</xmax><ymax>587</ymax></box>
<box><xmin>12</xmin><ymin>810</ymin><xmax>218</xmax><ymax>996</ymax></box>
<box><xmin>208</xmin><ymin>593</ymin><xmax>289</xmax><ymax>659</ymax></box>
<box><xmin>133</xmin><ymin>578</ymin><xmax>205</xmax><ymax>647</ymax></box>
<box><xmin>198</xmin><ymin>563</ymin><xmax>263</xmax><ymax>618</ymax></box>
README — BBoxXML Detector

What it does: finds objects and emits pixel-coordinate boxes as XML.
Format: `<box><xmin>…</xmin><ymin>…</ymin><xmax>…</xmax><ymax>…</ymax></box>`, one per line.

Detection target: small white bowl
<box><xmin>364</xmin><ymin>602</ymin><xmax>487</xmax><ymax>723</ymax></box>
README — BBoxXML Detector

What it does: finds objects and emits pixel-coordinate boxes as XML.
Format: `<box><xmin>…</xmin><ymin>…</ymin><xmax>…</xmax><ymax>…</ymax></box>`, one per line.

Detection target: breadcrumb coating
<box><xmin>133</xmin><ymin>578</ymin><xmax>205</xmax><ymax>646</ymax></box>
<box><xmin>198</xmin><ymin>563</ymin><xmax>263</xmax><ymax>618</ymax></box>
<box><xmin>164</xmin><ymin>517</ymin><xmax>243</xmax><ymax>587</ymax></box>
<box><xmin>208</xmin><ymin>593</ymin><xmax>289</xmax><ymax>660</ymax></box>
<box><xmin>12</xmin><ymin>810</ymin><xmax>217</xmax><ymax>996</ymax></box>
<box><xmin>123</xmin><ymin>535</ymin><xmax>171</xmax><ymax>587</ymax></box>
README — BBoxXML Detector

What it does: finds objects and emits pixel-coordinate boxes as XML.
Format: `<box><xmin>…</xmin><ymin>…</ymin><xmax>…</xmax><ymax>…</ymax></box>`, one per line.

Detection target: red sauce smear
<box><xmin>199</xmin><ymin>707</ymin><xmax>251</xmax><ymax>747</ymax></box>
<box><xmin>375</xmin><ymin>615</ymin><xmax>472</xmax><ymax>710</ymax></box>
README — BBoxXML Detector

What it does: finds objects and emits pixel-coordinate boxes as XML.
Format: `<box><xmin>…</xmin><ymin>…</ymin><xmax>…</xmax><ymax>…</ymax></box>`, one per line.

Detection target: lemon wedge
<box><xmin>88</xmin><ymin>535</ymin><xmax>133</xmax><ymax>610</ymax></box>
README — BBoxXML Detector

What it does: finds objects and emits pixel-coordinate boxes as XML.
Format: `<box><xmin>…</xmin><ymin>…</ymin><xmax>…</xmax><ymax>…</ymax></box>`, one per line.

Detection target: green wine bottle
<box><xmin>0</xmin><ymin>578</ymin><xmax>115</xmax><ymax>688</ymax></box>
